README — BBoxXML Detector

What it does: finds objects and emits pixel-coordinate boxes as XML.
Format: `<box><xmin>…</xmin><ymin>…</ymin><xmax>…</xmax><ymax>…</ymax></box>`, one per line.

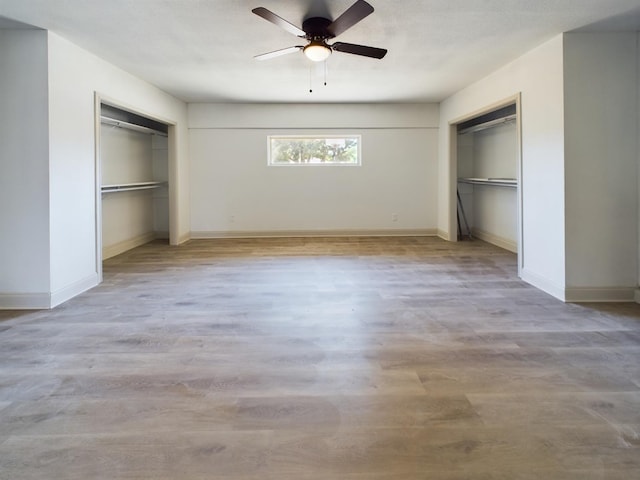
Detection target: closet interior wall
<box><xmin>457</xmin><ymin>116</ymin><xmax>518</xmax><ymax>252</ymax></box>
<box><xmin>100</xmin><ymin>106</ymin><xmax>169</xmax><ymax>260</ymax></box>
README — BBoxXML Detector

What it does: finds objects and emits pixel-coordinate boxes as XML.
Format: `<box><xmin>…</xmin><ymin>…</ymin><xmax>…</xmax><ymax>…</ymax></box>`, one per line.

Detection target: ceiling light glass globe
<box><xmin>304</xmin><ymin>43</ymin><xmax>331</xmax><ymax>62</ymax></box>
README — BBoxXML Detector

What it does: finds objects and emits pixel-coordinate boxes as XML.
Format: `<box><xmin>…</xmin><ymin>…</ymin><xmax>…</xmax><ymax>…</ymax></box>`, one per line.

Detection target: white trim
<box><xmin>448</xmin><ymin>122</ymin><xmax>458</xmax><ymax>242</ymax></box>
<box><xmin>514</xmin><ymin>93</ymin><xmax>524</xmax><ymax>277</ymax></box>
<box><xmin>449</xmin><ymin>96</ymin><xmax>522</xmax><ymax>126</ymax></box>
<box><xmin>1</xmin><ymin>274</ymin><xmax>100</xmax><ymax>310</ymax></box>
<box><xmin>94</xmin><ymin>92</ymin><xmax>103</xmax><ymax>284</ymax></box>
<box><xmin>471</xmin><ymin>228</ymin><xmax>517</xmax><ymax>253</ymax></box>
<box><xmin>167</xmin><ymin>124</ymin><xmax>179</xmax><ymax>247</ymax></box>
<box><xmin>519</xmin><ymin>270</ymin><xmax>635</xmax><ymax>303</ymax></box>
<box><xmin>437</xmin><ymin>229</ymin><xmax>451</xmax><ymax>241</ymax></box>
<box><xmin>0</xmin><ymin>293</ymin><xmax>51</xmax><ymax>310</ymax></box>
<box><xmin>564</xmin><ymin>287</ymin><xmax>636</xmax><ymax>303</ymax></box>
<box><xmin>176</xmin><ymin>231</ymin><xmax>191</xmax><ymax>245</ymax></box>
<box><xmin>50</xmin><ymin>273</ymin><xmax>99</xmax><ymax>308</ymax></box>
<box><xmin>102</xmin><ymin>232</ymin><xmax>157</xmax><ymax>260</ymax></box>
<box><xmin>634</xmin><ymin>288</ymin><xmax>640</xmax><ymax>304</ymax></box>
<box><xmin>190</xmin><ymin>229</ymin><xmax>438</xmax><ymax>239</ymax></box>
<box><xmin>520</xmin><ymin>268</ymin><xmax>566</xmax><ymax>301</ymax></box>
<box><xmin>98</xmin><ymin>94</ymin><xmax>176</xmax><ymax>126</ymax></box>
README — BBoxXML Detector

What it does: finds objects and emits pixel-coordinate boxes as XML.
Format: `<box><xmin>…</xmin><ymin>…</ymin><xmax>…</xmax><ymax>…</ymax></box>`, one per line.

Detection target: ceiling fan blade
<box><xmin>327</xmin><ymin>0</ymin><xmax>374</xmax><ymax>37</ymax></box>
<box><xmin>331</xmin><ymin>42</ymin><xmax>387</xmax><ymax>59</ymax></box>
<box><xmin>254</xmin><ymin>46</ymin><xmax>303</xmax><ymax>61</ymax></box>
<box><xmin>252</xmin><ymin>7</ymin><xmax>306</xmax><ymax>37</ymax></box>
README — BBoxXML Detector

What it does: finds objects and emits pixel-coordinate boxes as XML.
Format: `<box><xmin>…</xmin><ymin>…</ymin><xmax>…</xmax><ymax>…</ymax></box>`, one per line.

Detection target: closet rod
<box><xmin>458</xmin><ymin>114</ymin><xmax>516</xmax><ymax>135</ymax></box>
<box><xmin>458</xmin><ymin>177</ymin><xmax>517</xmax><ymax>188</ymax></box>
<box><xmin>100</xmin><ymin>116</ymin><xmax>168</xmax><ymax>137</ymax></box>
<box><xmin>101</xmin><ymin>181</ymin><xmax>167</xmax><ymax>193</ymax></box>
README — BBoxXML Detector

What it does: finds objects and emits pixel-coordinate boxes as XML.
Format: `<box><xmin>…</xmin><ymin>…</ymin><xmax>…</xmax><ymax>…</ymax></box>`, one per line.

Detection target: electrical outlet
<box><xmin>229</xmin><ymin>215</ymin><xmax>235</xmax><ymax>223</ymax></box>
<box><xmin>392</xmin><ymin>213</ymin><xmax>398</xmax><ymax>222</ymax></box>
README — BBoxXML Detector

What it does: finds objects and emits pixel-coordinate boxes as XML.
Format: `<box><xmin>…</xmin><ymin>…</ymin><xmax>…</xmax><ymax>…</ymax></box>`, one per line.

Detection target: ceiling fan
<box><xmin>252</xmin><ymin>0</ymin><xmax>387</xmax><ymax>62</ymax></box>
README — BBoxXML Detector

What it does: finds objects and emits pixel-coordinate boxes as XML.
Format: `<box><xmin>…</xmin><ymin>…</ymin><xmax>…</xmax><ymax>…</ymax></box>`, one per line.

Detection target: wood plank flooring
<box><xmin>1</xmin><ymin>236</ymin><xmax>639</xmax><ymax>479</ymax></box>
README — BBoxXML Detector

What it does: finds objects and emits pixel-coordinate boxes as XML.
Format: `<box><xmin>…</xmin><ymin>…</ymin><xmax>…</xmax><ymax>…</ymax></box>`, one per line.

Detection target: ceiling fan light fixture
<box><xmin>253</xmin><ymin>2</ymin><xmax>387</xmax><ymax>62</ymax></box>
<box><xmin>304</xmin><ymin>42</ymin><xmax>332</xmax><ymax>62</ymax></box>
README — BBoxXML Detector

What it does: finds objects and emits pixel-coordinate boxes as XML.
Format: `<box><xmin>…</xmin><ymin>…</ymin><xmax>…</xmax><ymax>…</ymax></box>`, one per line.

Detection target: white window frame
<box><xmin>267</xmin><ymin>134</ymin><xmax>362</xmax><ymax>166</ymax></box>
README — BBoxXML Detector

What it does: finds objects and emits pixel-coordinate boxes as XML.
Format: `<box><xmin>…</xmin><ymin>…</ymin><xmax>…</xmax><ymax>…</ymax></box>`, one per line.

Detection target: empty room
<box><xmin>1</xmin><ymin>1</ymin><xmax>640</xmax><ymax>478</ymax></box>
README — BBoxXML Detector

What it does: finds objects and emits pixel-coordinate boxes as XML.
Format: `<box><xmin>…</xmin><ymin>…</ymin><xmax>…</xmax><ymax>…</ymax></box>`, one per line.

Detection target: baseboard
<box><xmin>175</xmin><ymin>231</ymin><xmax>191</xmax><ymax>245</ymax></box>
<box><xmin>564</xmin><ymin>287</ymin><xmax>636</xmax><ymax>303</ymax></box>
<box><xmin>190</xmin><ymin>229</ymin><xmax>438</xmax><ymax>239</ymax></box>
<box><xmin>0</xmin><ymin>273</ymin><xmax>100</xmax><ymax>310</ymax></box>
<box><xmin>0</xmin><ymin>292</ymin><xmax>51</xmax><ymax>310</ymax></box>
<box><xmin>520</xmin><ymin>268</ymin><xmax>636</xmax><ymax>303</ymax></box>
<box><xmin>50</xmin><ymin>273</ymin><xmax>99</xmax><ymax>308</ymax></box>
<box><xmin>471</xmin><ymin>228</ymin><xmax>517</xmax><ymax>253</ymax></box>
<box><xmin>102</xmin><ymin>232</ymin><xmax>157</xmax><ymax>260</ymax></box>
<box><xmin>520</xmin><ymin>268</ymin><xmax>566</xmax><ymax>302</ymax></box>
<box><xmin>437</xmin><ymin>229</ymin><xmax>451</xmax><ymax>241</ymax></box>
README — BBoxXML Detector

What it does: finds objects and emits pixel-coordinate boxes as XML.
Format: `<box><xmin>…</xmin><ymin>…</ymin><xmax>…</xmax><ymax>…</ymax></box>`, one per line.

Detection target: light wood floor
<box><xmin>1</xmin><ymin>236</ymin><xmax>639</xmax><ymax>479</ymax></box>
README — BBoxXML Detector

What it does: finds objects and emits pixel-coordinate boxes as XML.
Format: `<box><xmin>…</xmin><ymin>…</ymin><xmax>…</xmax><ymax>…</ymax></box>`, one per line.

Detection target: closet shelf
<box><xmin>457</xmin><ymin>114</ymin><xmax>516</xmax><ymax>135</ymax></box>
<box><xmin>100</xmin><ymin>116</ymin><xmax>168</xmax><ymax>137</ymax></box>
<box><xmin>101</xmin><ymin>181</ymin><xmax>167</xmax><ymax>193</ymax></box>
<box><xmin>458</xmin><ymin>177</ymin><xmax>517</xmax><ymax>188</ymax></box>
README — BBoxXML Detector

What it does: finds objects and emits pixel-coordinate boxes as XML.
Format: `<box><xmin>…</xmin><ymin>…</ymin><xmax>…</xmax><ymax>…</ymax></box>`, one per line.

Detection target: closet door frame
<box><xmin>447</xmin><ymin>93</ymin><xmax>523</xmax><ymax>277</ymax></box>
<box><xmin>93</xmin><ymin>93</ymin><xmax>177</xmax><ymax>282</ymax></box>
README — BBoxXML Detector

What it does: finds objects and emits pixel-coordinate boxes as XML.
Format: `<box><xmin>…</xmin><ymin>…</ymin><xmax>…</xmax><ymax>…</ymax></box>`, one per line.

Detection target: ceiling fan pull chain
<box><xmin>309</xmin><ymin>64</ymin><xmax>313</xmax><ymax>93</ymax></box>
<box><xmin>324</xmin><ymin>60</ymin><xmax>328</xmax><ymax>86</ymax></box>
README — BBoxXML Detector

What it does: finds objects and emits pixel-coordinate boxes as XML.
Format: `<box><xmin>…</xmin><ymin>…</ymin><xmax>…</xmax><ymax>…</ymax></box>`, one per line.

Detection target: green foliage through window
<box><xmin>269</xmin><ymin>136</ymin><xmax>360</xmax><ymax>165</ymax></box>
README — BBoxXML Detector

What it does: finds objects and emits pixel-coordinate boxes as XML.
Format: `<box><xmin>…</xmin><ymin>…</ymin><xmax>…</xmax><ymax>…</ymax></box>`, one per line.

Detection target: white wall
<box><xmin>440</xmin><ymin>36</ymin><xmax>567</xmax><ymax>299</ymax></box>
<box><xmin>44</xmin><ymin>32</ymin><xmax>189</xmax><ymax>306</ymax></box>
<box><xmin>101</xmin><ymin>126</ymin><xmax>153</xmax><ymax>186</ymax></box>
<box><xmin>189</xmin><ymin>104</ymin><xmax>439</xmax><ymax>236</ymax></box>
<box><xmin>563</xmin><ymin>33</ymin><xmax>638</xmax><ymax>300</ymax></box>
<box><xmin>473</xmin><ymin>123</ymin><xmax>518</xmax><ymax>180</ymax></box>
<box><xmin>442</xmin><ymin>32</ymin><xmax>640</xmax><ymax>302</ymax></box>
<box><xmin>0</xmin><ymin>29</ymin><xmax>51</xmax><ymax>308</ymax></box>
<box><xmin>0</xmin><ymin>30</ymin><xmax>189</xmax><ymax>309</ymax></box>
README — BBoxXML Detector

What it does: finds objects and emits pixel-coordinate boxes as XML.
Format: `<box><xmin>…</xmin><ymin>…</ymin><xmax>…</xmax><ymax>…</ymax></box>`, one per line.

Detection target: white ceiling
<box><xmin>1</xmin><ymin>0</ymin><xmax>640</xmax><ymax>103</ymax></box>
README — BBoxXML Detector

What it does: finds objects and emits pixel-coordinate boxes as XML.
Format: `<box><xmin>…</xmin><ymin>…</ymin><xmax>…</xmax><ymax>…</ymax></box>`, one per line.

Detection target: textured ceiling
<box><xmin>1</xmin><ymin>0</ymin><xmax>640</xmax><ymax>103</ymax></box>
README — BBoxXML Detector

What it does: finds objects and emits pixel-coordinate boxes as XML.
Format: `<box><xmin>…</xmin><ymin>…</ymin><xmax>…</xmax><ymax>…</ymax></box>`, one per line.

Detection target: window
<box><xmin>268</xmin><ymin>135</ymin><xmax>361</xmax><ymax>166</ymax></box>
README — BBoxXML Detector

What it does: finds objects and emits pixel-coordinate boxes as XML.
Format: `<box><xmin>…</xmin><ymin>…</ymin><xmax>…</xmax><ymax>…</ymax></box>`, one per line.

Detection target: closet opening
<box><xmin>450</xmin><ymin>95</ymin><xmax>522</xmax><ymax>274</ymax></box>
<box><xmin>96</xmin><ymin>100</ymin><xmax>172</xmax><ymax>269</ymax></box>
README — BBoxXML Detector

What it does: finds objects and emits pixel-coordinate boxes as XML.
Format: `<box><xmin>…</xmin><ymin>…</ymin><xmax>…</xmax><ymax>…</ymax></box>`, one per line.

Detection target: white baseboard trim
<box><xmin>520</xmin><ymin>268</ymin><xmax>566</xmax><ymax>302</ymax></box>
<box><xmin>564</xmin><ymin>287</ymin><xmax>636</xmax><ymax>303</ymax></box>
<box><xmin>0</xmin><ymin>292</ymin><xmax>51</xmax><ymax>310</ymax></box>
<box><xmin>471</xmin><ymin>228</ymin><xmax>517</xmax><ymax>253</ymax></box>
<box><xmin>0</xmin><ymin>273</ymin><xmax>100</xmax><ymax>310</ymax></box>
<box><xmin>190</xmin><ymin>229</ymin><xmax>438</xmax><ymax>239</ymax></box>
<box><xmin>521</xmin><ymin>268</ymin><xmax>636</xmax><ymax>303</ymax></box>
<box><xmin>175</xmin><ymin>231</ymin><xmax>191</xmax><ymax>245</ymax></box>
<box><xmin>437</xmin><ymin>229</ymin><xmax>451</xmax><ymax>241</ymax></box>
<box><xmin>50</xmin><ymin>273</ymin><xmax>99</xmax><ymax>308</ymax></box>
<box><xmin>102</xmin><ymin>232</ymin><xmax>157</xmax><ymax>260</ymax></box>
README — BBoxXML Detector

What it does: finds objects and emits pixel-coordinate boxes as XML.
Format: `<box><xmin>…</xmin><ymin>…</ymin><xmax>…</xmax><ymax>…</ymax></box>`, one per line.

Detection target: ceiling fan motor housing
<box><xmin>302</xmin><ymin>17</ymin><xmax>335</xmax><ymax>40</ymax></box>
